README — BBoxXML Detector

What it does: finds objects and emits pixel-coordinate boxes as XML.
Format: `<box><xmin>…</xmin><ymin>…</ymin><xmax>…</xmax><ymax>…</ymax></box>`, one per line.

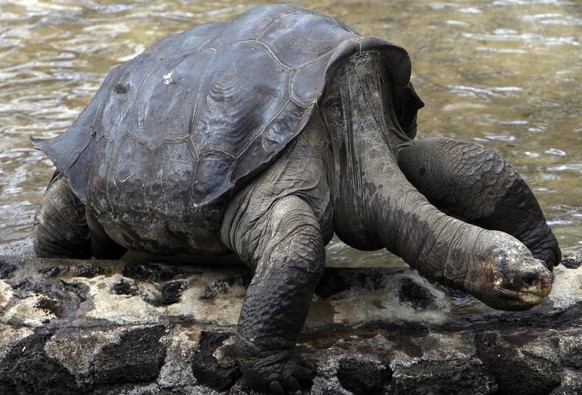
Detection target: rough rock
<box><xmin>0</xmin><ymin>246</ymin><xmax>581</xmax><ymax>394</ymax></box>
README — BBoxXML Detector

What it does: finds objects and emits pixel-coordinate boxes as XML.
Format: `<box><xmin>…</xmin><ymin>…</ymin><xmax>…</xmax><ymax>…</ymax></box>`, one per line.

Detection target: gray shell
<box><xmin>35</xmin><ymin>4</ymin><xmax>412</xmax><ymax>218</ymax></box>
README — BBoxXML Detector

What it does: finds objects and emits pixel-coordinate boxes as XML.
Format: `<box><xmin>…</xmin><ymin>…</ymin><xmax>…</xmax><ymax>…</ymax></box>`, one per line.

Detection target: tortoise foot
<box><xmin>240</xmin><ymin>349</ymin><xmax>316</xmax><ymax>394</ymax></box>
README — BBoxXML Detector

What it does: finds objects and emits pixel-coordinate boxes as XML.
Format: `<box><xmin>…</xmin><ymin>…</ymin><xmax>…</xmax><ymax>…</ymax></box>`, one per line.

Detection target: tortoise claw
<box><xmin>239</xmin><ymin>350</ymin><xmax>315</xmax><ymax>394</ymax></box>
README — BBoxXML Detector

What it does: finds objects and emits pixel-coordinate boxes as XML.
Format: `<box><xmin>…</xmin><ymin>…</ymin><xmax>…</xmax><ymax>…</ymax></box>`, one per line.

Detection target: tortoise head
<box><xmin>469</xmin><ymin>236</ymin><xmax>554</xmax><ymax>311</ymax></box>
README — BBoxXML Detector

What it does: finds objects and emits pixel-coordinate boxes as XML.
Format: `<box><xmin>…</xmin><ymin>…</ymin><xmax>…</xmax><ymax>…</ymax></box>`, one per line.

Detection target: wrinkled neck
<box><xmin>320</xmin><ymin>52</ymin><xmax>491</xmax><ymax>297</ymax></box>
<box><xmin>321</xmin><ymin>51</ymin><xmax>412</xmax><ymax>249</ymax></box>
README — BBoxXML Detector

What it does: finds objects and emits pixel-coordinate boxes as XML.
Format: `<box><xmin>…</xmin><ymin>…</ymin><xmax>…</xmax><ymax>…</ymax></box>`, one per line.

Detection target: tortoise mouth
<box><xmin>507</xmin><ymin>288</ymin><xmax>545</xmax><ymax>305</ymax></box>
<box><xmin>493</xmin><ymin>280</ymin><xmax>553</xmax><ymax>308</ymax></box>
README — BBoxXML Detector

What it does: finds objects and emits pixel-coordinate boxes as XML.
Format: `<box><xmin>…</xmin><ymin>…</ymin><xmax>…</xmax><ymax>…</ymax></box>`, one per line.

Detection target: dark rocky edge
<box><xmin>1</xmin><ymin>246</ymin><xmax>581</xmax><ymax>394</ymax></box>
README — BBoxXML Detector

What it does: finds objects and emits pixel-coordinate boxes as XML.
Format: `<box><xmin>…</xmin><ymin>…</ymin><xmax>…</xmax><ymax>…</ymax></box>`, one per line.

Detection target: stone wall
<box><xmin>1</xmin><ymin>246</ymin><xmax>581</xmax><ymax>394</ymax></box>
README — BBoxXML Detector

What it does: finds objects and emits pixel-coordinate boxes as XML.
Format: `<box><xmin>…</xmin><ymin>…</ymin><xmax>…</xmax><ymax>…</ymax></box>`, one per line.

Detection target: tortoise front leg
<box><xmin>397</xmin><ymin>138</ymin><xmax>561</xmax><ymax>269</ymax></box>
<box><xmin>223</xmin><ymin>195</ymin><xmax>324</xmax><ymax>394</ymax></box>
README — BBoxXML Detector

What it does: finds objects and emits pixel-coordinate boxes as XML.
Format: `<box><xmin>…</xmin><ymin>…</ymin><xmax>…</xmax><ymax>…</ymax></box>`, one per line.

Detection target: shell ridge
<box><xmin>288</xmin><ymin>69</ymin><xmax>315</xmax><ymax>108</ymax></box>
<box><xmin>254</xmin><ymin>38</ymin><xmax>291</xmax><ymax>69</ymax></box>
<box><xmin>188</xmin><ymin>47</ymin><xmax>217</xmax><ymax>148</ymax></box>
<box><xmin>227</xmin><ymin>99</ymin><xmax>315</xmax><ymax>195</ymax></box>
<box><xmin>133</xmin><ymin>55</ymin><xmax>171</xmax><ymax>138</ymax></box>
<box><xmin>227</xmin><ymin>97</ymin><xmax>288</xmax><ymax>191</ymax></box>
<box><xmin>255</xmin><ymin>9</ymin><xmax>308</xmax><ymax>42</ymax></box>
<box><xmin>229</xmin><ymin>133</ymin><xmax>263</xmax><ymax>173</ymax></box>
<box><xmin>139</xmin><ymin>139</ymin><xmax>158</xmax><ymax>220</ymax></box>
<box><xmin>125</xmin><ymin>130</ymin><xmax>190</xmax><ymax>150</ymax></box>
<box><xmin>294</xmin><ymin>46</ymin><xmax>340</xmax><ymax>69</ymax></box>
<box><xmin>93</xmin><ymin>65</ymin><xmax>121</xmax><ymax>126</ymax></box>
<box><xmin>257</xmin><ymin>98</ymin><xmax>295</xmax><ymax>154</ymax></box>
<box><xmin>104</xmin><ymin>140</ymin><xmax>120</xmax><ymax>214</ymax></box>
<box><xmin>63</xmin><ymin>127</ymin><xmax>93</xmax><ymax>170</ymax></box>
<box><xmin>31</xmin><ymin>128</ymin><xmax>91</xmax><ymax>196</ymax></box>
<box><xmin>286</xmin><ymin>42</ymin><xmax>350</xmax><ymax>106</ymax></box>
<box><xmin>199</xmin><ymin>147</ymin><xmax>237</xmax><ymax>160</ymax></box>
<box><xmin>191</xmin><ymin>23</ymin><xmax>225</xmax><ymax>51</ymax></box>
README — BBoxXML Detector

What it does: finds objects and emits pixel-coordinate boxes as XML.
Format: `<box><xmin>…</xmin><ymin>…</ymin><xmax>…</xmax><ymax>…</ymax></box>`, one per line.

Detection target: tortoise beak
<box><xmin>515</xmin><ymin>268</ymin><xmax>554</xmax><ymax>304</ymax></box>
<box><xmin>490</xmin><ymin>265</ymin><xmax>554</xmax><ymax>309</ymax></box>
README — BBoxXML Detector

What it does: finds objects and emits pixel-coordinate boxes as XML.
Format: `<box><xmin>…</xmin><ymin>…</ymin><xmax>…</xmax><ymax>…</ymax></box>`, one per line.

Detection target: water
<box><xmin>1</xmin><ymin>0</ymin><xmax>580</xmax><ymax>265</ymax></box>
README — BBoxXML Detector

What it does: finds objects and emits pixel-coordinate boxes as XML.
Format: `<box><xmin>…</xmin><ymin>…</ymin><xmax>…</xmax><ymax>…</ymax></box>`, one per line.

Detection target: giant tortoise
<box><xmin>33</xmin><ymin>4</ymin><xmax>560</xmax><ymax>393</ymax></box>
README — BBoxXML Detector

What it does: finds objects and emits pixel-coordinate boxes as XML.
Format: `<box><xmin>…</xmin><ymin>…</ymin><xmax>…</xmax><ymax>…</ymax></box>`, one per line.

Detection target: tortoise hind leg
<box><xmin>397</xmin><ymin>138</ymin><xmax>560</xmax><ymax>269</ymax></box>
<box><xmin>34</xmin><ymin>173</ymin><xmax>127</xmax><ymax>259</ymax></box>
<box><xmin>33</xmin><ymin>173</ymin><xmax>92</xmax><ymax>258</ymax></box>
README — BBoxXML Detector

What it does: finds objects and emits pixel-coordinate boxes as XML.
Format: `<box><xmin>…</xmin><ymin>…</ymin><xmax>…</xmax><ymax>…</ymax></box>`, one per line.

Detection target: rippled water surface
<box><xmin>0</xmin><ymin>0</ymin><xmax>580</xmax><ymax>265</ymax></box>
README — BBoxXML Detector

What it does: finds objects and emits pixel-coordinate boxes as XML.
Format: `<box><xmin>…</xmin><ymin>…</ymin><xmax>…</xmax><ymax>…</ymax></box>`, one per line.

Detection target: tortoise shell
<box><xmin>35</xmin><ymin>4</ymin><xmax>413</xmax><ymax>220</ymax></box>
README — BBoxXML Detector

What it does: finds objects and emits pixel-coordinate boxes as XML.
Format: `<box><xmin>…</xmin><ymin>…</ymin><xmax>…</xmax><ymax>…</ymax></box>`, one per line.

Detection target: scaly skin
<box><xmin>397</xmin><ymin>138</ymin><xmax>561</xmax><ymax>270</ymax></box>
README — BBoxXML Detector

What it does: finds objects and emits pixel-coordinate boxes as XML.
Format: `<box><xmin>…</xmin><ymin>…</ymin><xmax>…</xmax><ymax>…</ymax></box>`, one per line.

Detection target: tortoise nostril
<box><xmin>522</xmin><ymin>272</ymin><xmax>539</xmax><ymax>287</ymax></box>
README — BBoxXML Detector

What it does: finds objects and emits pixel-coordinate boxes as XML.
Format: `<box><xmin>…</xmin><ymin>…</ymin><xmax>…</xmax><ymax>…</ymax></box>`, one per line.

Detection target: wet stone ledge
<box><xmin>0</xmin><ymin>247</ymin><xmax>581</xmax><ymax>394</ymax></box>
